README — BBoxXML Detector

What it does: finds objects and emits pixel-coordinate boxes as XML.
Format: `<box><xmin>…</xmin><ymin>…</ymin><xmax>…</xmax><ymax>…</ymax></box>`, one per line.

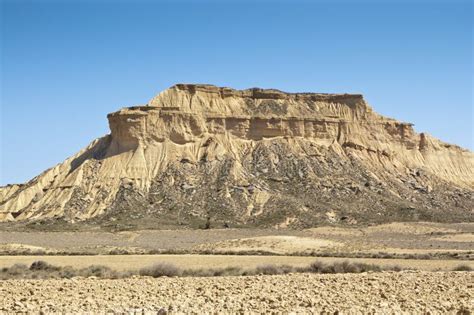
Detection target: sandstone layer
<box><xmin>0</xmin><ymin>272</ymin><xmax>471</xmax><ymax>313</ymax></box>
<box><xmin>1</xmin><ymin>84</ymin><xmax>473</xmax><ymax>227</ymax></box>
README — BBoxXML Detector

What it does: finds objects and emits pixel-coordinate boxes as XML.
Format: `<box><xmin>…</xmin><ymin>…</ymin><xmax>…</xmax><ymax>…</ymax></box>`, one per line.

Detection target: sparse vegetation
<box><xmin>0</xmin><ymin>259</ymin><xmax>416</xmax><ymax>280</ymax></box>
<box><xmin>182</xmin><ymin>266</ymin><xmax>243</xmax><ymax>277</ymax></box>
<box><xmin>3</xmin><ymin>245</ymin><xmax>471</xmax><ymax>262</ymax></box>
<box><xmin>193</xmin><ymin>249</ymin><xmax>473</xmax><ymax>261</ymax></box>
<box><xmin>253</xmin><ymin>264</ymin><xmax>294</xmax><ymax>275</ymax></box>
<box><xmin>0</xmin><ymin>262</ymin><xmax>124</xmax><ymax>280</ymax></box>
<box><xmin>305</xmin><ymin>260</ymin><xmax>384</xmax><ymax>273</ymax></box>
<box><xmin>452</xmin><ymin>264</ymin><xmax>472</xmax><ymax>272</ymax></box>
<box><xmin>2</xmin><ymin>248</ymin><xmax>470</xmax><ymax>261</ymax></box>
<box><xmin>29</xmin><ymin>260</ymin><xmax>60</xmax><ymax>271</ymax></box>
<box><xmin>139</xmin><ymin>263</ymin><xmax>182</xmax><ymax>277</ymax></box>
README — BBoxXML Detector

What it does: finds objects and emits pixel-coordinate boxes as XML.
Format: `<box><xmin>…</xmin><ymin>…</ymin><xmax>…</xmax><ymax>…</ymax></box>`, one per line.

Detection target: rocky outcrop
<box><xmin>1</xmin><ymin>84</ymin><xmax>473</xmax><ymax>227</ymax></box>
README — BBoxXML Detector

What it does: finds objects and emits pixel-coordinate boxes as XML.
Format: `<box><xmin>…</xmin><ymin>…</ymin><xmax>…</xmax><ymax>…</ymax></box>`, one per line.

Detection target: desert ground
<box><xmin>1</xmin><ymin>222</ymin><xmax>472</xmax><ymax>257</ymax></box>
<box><xmin>0</xmin><ymin>254</ymin><xmax>472</xmax><ymax>272</ymax></box>
<box><xmin>1</xmin><ymin>272</ymin><xmax>472</xmax><ymax>313</ymax></box>
<box><xmin>0</xmin><ymin>222</ymin><xmax>472</xmax><ymax>313</ymax></box>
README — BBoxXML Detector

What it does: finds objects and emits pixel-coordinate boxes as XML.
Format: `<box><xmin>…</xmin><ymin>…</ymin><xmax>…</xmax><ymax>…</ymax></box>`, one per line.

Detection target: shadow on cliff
<box><xmin>68</xmin><ymin>135</ymin><xmax>112</xmax><ymax>174</ymax></box>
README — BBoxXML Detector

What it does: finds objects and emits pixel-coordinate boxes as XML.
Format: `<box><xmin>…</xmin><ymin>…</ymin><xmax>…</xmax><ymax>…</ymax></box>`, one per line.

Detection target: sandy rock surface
<box><xmin>0</xmin><ymin>271</ymin><xmax>472</xmax><ymax>313</ymax></box>
<box><xmin>1</xmin><ymin>84</ymin><xmax>473</xmax><ymax>227</ymax></box>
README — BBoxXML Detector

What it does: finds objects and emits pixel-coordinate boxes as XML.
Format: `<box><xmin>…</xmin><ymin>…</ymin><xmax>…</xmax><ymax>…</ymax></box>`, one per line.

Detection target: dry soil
<box><xmin>0</xmin><ymin>271</ymin><xmax>471</xmax><ymax>313</ymax></box>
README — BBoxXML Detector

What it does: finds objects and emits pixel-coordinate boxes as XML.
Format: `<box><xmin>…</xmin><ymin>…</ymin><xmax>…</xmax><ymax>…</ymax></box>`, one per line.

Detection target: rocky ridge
<box><xmin>0</xmin><ymin>84</ymin><xmax>473</xmax><ymax>227</ymax></box>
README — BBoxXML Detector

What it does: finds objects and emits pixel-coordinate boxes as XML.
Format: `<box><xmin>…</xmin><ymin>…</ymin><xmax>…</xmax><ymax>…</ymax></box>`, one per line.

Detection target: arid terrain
<box><xmin>1</xmin><ymin>254</ymin><xmax>472</xmax><ymax>272</ymax></box>
<box><xmin>0</xmin><ymin>222</ymin><xmax>472</xmax><ymax>312</ymax></box>
<box><xmin>1</xmin><ymin>85</ymin><xmax>473</xmax><ymax>313</ymax></box>
<box><xmin>1</xmin><ymin>222</ymin><xmax>472</xmax><ymax>259</ymax></box>
<box><xmin>1</xmin><ymin>271</ymin><xmax>472</xmax><ymax>313</ymax></box>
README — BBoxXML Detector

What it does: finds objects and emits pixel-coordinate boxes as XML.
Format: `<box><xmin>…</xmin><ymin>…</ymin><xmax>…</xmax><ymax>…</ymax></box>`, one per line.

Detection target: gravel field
<box><xmin>0</xmin><ymin>271</ymin><xmax>472</xmax><ymax>313</ymax></box>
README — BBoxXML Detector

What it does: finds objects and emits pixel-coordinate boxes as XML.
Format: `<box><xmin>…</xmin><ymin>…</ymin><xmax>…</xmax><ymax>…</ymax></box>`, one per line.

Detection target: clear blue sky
<box><xmin>1</xmin><ymin>0</ymin><xmax>472</xmax><ymax>185</ymax></box>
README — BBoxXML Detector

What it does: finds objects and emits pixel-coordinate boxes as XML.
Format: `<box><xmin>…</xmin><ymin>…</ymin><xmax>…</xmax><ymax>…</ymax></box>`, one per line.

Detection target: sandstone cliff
<box><xmin>1</xmin><ymin>84</ymin><xmax>473</xmax><ymax>228</ymax></box>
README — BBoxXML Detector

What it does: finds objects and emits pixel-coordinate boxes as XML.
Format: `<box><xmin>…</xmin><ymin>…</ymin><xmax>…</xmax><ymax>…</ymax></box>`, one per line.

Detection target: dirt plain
<box><xmin>1</xmin><ymin>271</ymin><xmax>472</xmax><ymax>313</ymax></box>
<box><xmin>0</xmin><ymin>222</ymin><xmax>472</xmax><ymax>257</ymax></box>
<box><xmin>0</xmin><ymin>222</ymin><xmax>472</xmax><ymax>313</ymax></box>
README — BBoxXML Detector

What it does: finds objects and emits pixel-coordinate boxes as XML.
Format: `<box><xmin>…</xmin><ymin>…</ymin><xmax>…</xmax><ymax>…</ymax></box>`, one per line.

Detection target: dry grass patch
<box><xmin>0</xmin><ymin>260</ymin><xmax>410</xmax><ymax>279</ymax></box>
<box><xmin>139</xmin><ymin>263</ymin><xmax>182</xmax><ymax>277</ymax></box>
<box><xmin>0</xmin><ymin>261</ymin><xmax>125</xmax><ymax>280</ymax></box>
<box><xmin>452</xmin><ymin>264</ymin><xmax>472</xmax><ymax>272</ymax></box>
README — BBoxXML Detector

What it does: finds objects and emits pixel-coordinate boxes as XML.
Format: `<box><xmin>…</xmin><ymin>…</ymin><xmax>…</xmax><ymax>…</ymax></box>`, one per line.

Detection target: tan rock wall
<box><xmin>1</xmin><ymin>84</ymin><xmax>472</xmax><ymax>223</ymax></box>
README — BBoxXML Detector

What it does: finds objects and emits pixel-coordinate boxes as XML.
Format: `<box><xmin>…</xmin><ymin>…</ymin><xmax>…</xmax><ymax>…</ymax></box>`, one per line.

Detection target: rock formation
<box><xmin>1</xmin><ymin>84</ymin><xmax>473</xmax><ymax>228</ymax></box>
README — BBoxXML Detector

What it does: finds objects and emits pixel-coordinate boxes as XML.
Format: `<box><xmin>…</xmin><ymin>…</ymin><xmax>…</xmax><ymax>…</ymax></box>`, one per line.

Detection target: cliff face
<box><xmin>1</xmin><ymin>84</ymin><xmax>473</xmax><ymax>227</ymax></box>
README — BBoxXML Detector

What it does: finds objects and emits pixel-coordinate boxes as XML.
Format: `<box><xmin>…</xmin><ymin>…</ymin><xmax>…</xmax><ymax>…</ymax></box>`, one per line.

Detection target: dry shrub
<box><xmin>139</xmin><ymin>263</ymin><xmax>181</xmax><ymax>277</ymax></box>
<box><xmin>78</xmin><ymin>265</ymin><xmax>119</xmax><ymax>278</ymax></box>
<box><xmin>0</xmin><ymin>259</ymin><xmax>405</xmax><ymax>279</ymax></box>
<box><xmin>0</xmin><ymin>262</ymin><xmax>125</xmax><ymax>279</ymax></box>
<box><xmin>306</xmin><ymin>261</ymin><xmax>385</xmax><ymax>274</ymax></box>
<box><xmin>211</xmin><ymin>267</ymin><xmax>242</xmax><ymax>276</ymax></box>
<box><xmin>308</xmin><ymin>261</ymin><xmax>325</xmax><ymax>273</ymax></box>
<box><xmin>58</xmin><ymin>266</ymin><xmax>77</xmax><ymax>279</ymax></box>
<box><xmin>452</xmin><ymin>264</ymin><xmax>472</xmax><ymax>272</ymax></box>
<box><xmin>4</xmin><ymin>264</ymin><xmax>29</xmax><ymax>276</ymax></box>
<box><xmin>30</xmin><ymin>260</ymin><xmax>60</xmax><ymax>271</ymax></box>
<box><xmin>183</xmin><ymin>267</ymin><xmax>243</xmax><ymax>277</ymax></box>
<box><xmin>255</xmin><ymin>265</ymin><xmax>285</xmax><ymax>275</ymax></box>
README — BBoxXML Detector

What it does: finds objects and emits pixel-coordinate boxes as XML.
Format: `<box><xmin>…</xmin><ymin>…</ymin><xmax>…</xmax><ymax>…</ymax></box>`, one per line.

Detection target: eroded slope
<box><xmin>1</xmin><ymin>84</ymin><xmax>473</xmax><ymax>227</ymax></box>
